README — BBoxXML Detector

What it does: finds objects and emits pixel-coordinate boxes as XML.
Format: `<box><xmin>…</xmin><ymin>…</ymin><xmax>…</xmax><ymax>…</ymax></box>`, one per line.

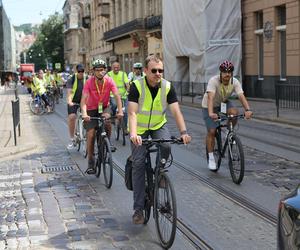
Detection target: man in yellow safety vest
<box><xmin>128</xmin><ymin>55</ymin><xmax>191</xmax><ymax>224</ymax></box>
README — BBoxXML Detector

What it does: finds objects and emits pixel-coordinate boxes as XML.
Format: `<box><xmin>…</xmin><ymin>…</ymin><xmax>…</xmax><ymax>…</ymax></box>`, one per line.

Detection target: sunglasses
<box><xmin>151</xmin><ymin>68</ymin><xmax>164</xmax><ymax>74</ymax></box>
<box><xmin>78</xmin><ymin>70</ymin><xmax>84</xmax><ymax>73</ymax></box>
<box><xmin>134</xmin><ymin>68</ymin><xmax>142</xmax><ymax>70</ymax></box>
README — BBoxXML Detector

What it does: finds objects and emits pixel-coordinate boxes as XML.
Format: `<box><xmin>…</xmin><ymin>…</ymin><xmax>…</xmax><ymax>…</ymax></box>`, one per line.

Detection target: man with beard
<box><xmin>202</xmin><ymin>60</ymin><xmax>253</xmax><ymax>171</ymax></box>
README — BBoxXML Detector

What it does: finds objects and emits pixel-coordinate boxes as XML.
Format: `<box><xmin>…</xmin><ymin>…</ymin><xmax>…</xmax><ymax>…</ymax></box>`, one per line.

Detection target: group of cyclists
<box><xmin>27</xmin><ymin>69</ymin><xmax>65</xmax><ymax>113</ymax></box>
<box><xmin>60</xmin><ymin>55</ymin><xmax>253</xmax><ymax>225</ymax></box>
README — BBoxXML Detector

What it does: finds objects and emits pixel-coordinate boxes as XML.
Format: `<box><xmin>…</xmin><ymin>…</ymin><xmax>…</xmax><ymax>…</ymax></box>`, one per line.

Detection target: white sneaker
<box><xmin>208</xmin><ymin>158</ymin><xmax>217</xmax><ymax>170</ymax></box>
<box><xmin>67</xmin><ymin>139</ymin><xmax>76</xmax><ymax>149</ymax></box>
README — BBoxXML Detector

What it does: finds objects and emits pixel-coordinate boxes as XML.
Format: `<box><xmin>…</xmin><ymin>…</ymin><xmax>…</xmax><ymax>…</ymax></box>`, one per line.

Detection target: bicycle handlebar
<box><xmin>89</xmin><ymin>116</ymin><xmax>117</xmax><ymax>122</ymax></box>
<box><xmin>142</xmin><ymin>137</ymin><xmax>183</xmax><ymax>145</ymax></box>
<box><xmin>217</xmin><ymin>113</ymin><xmax>245</xmax><ymax>122</ymax></box>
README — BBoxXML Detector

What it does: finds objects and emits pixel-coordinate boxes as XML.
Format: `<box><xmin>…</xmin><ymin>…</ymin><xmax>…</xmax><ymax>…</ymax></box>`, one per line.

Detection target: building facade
<box><xmin>242</xmin><ymin>0</ymin><xmax>300</xmax><ymax>98</ymax></box>
<box><xmin>63</xmin><ymin>0</ymin><xmax>91</xmax><ymax>72</ymax></box>
<box><xmin>63</xmin><ymin>0</ymin><xmax>162</xmax><ymax>72</ymax></box>
<box><xmin>89</xmin><ymin>0</ymin><xmax>112</xmax><ymax>67</ymax></box>
<box><xmin>103</xmin><ymin>0</ymin><xmax>162</xmax><ymax>72</ymax></box>
<box><xmin>0</xmin><ymin>1</ymin><xmax>13</xmax><ymax>71</ymax></box>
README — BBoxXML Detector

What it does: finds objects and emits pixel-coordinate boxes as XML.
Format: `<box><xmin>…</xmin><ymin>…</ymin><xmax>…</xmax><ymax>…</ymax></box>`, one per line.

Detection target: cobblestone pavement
<box><xmin>0</xmin><ymin>112</ymin><xmax>146</xmax><ymax>249</ymax></box>
<box><xmin>167</xmin><ymin>116</ymin><xmax>300</xmax><ymax>197</ymax></box>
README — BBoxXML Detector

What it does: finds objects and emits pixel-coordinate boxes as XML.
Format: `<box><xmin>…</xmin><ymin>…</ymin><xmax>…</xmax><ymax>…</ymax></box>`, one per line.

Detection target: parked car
<box><xmin>277</xmin><ymin>184</ymin><xmax>300</xmax><ymax>250</ymax></box>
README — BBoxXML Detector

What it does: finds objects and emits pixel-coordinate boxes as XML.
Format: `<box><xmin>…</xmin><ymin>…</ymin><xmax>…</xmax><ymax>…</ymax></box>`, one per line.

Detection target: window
<box><xmin>276</xmin><ymin>5</ymin><xmax>286</xmax><ymax>80</ymax></box>
<box><xmin>256</xmin><ymin>11</ymin><xmax>263</xmax><ymax>29</ymax></box>
<box><xmin>254</xmin><ymin>11</ymin><xmax>264</xmax><ymax>79</ymax></box>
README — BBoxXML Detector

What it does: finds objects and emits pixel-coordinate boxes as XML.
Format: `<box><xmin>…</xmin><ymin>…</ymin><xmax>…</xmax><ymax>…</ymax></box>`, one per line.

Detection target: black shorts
<box><xmin>84</xmin><ymin>107</ymin><xmax>111</xmax><ymax>131</ymax></box>
<box><xmin>67</xmin><ymin>104</ymin><xmax>80</xmax><ymax>115</ymax></box>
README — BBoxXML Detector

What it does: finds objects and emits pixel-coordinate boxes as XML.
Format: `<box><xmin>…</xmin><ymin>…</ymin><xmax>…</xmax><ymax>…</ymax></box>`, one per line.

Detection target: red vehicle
<box><xmin>19</xmin><ymin>63</ymin><xmax>35</xmax><ymax>84</ymax></box>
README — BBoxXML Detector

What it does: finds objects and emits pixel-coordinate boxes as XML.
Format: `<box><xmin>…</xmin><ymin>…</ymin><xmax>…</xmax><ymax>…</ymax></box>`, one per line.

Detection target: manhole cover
<box><xmin>41</xmin><ymin>165</ymin><xmax>74</xmax><ymax>173</ymax></box>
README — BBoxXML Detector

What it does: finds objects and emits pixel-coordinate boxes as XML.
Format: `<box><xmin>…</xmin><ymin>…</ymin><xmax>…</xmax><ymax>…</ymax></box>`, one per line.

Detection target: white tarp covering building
<box><xmin>163</xmin><ymin>0</ymin><xmax>242</xmax><ymax>93</ymax></box>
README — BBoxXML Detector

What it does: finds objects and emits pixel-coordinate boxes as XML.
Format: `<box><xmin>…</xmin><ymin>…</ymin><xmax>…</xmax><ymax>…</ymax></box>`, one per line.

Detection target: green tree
<box><xmin>14</xmin><ymin>24</ymin><xmax>37</xmax><ymax>35</ymax></box>
<box><xmin>28</xmin><ymin>13</ymin><xmax>64</xmax><ymax>71</ymax></box>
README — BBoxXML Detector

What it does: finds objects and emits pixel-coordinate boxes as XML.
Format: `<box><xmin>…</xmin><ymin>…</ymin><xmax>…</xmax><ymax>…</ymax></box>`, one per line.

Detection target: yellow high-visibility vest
<box><xmin>71</xmin><ymin>73</ymin><xmax>87</xmax><ymax>100</ymax></box>
<box><xmin>134</xmin><ymin>77</ymin><xmax>171</xmax><ymax>135</ymax></box>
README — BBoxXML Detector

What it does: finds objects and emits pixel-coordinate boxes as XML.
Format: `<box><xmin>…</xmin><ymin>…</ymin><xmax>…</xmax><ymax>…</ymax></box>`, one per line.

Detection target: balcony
<box><xmin>145</xmin><ymin>15</ymin><xmax>162</xmax><ymax>30</ymax></box>
<box><xmin>104</xmin><ymin>18</ymin><xmax>145</xmax><ymax>42</ymax></box>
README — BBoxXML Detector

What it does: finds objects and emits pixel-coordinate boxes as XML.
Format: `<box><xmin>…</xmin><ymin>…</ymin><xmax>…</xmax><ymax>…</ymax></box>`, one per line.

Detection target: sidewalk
<box><xmin>180</xmin><ymin>95</ymin><xmax>300</xmax><ymax>127</ymax></box>
<box><xmin>0</xmin><ymin>87</ymin><xmax>145</xmax><ymax>249</ymax></box>
<box><xmin>0</xmin><ymin>86</ymin><xmax>38</xmax><ymax>160</ymax></box>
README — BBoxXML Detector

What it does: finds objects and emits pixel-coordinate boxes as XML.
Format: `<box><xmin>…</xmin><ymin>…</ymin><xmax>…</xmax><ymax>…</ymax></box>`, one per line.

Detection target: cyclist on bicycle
<box><xmin>128</xmin><ymin>55</ymin><xmax>191</xmax><ymax>224</ymax></box>
<box><xmin>66</xmin><ymin>64</ymin><xmax>87</xmax><ymax>149</ymax></box>
<box><xmin>107</xmin><ymin>61</ymin><xmax>129</xmax><ymax>131</ymax></box>
<box><xmin>32</xmin><ymin>70</ymin><xmax>52</xmax><ymax>113</ymax></box>
<box><xmin>128</xmin><ymin>62</ymin><xmax>144</xmax><ymax>82</ymax></box>
<box><xmin>81</xmin><ymin>59</ymin><xmax>123</xmax><ymax>174</ymax></box>
<box><xmin>202</xmin><ymin>60</ymin><xmax>253</xmax><ymax>170</ymax></box>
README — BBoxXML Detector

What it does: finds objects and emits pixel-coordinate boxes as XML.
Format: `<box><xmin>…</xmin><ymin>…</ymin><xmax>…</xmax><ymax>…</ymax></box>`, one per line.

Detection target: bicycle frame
<box><xmin>145</xmin><ymin>144</ymin><xmax>169</xmax><ymax>204</ymax></box>
<box><xmin>214</xmin><ymin>113</ymin><xmax>245</xmax><ymax>184</ymax></box>
<box><xmin>217</xmin><ymin>114</ymin><xmax>244</xmax><ymax>155</ymax></box>
<box><xmin>142</xmin><ymin>137</ymin><xmax>181</xmax><ymax>249</ymax></box>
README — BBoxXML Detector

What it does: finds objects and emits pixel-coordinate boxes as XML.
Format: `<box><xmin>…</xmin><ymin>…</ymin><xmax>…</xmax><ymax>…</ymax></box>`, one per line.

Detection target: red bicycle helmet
<box><xmin>219</xmin><ymin>60</ymin><xmax>234</xmax><ymax>72</ymax></box>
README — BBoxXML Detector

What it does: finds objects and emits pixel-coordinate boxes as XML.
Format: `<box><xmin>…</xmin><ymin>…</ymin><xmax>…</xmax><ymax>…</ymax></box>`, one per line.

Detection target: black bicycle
<box><xmin>142</xmin><ymin>137</ymin><xmax>183</xmax><ymax>249</ymax></box>
<box><xmin>90</xmin><ymin>117</ymin><xmax>114</xmax><ymax>188</ymax></box>
<box><xmin>206</xmin><ymin>113</ymin><xmax>245</xmax><ymax>184</ymax></box>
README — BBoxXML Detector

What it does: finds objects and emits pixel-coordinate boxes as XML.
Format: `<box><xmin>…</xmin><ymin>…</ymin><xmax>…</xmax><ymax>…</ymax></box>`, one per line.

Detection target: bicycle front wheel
<box><xmin>228</xmin><ymin>135</ymin><xmax>245</xmax><ymax>184</ymax></box>
<box><xmin>154</xmin><ymin>173</ymin><xmax>177</xmax><ymax>249</ymax></box>
<box><xmin>102</xmin><ymin>137</ymin><xmax>113</xmax><ymax>188</ymax></box>
<box><xmin>95</xmin><ymin>135</ymin><xmax>101</xmax><ymax>178</ymax></box>
<box><xmin>30</xmin><ymin>99</ymin><xmax>44</xmax><ymax>115</ymax></box>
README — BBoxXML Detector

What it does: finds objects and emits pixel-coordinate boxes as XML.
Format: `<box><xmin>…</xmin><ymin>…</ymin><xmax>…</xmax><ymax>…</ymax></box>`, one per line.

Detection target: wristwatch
<box><xmin>180</xmin><ymin>130</ymin><xmax>187</xmax><ymax>135</ymax></box>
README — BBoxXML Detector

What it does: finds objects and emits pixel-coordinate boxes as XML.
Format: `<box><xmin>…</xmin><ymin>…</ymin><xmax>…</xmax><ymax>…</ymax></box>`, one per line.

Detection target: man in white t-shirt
<box><xmin>202</xmin><ymin>60</ymin><xmax>253</xmax><ymax>170</ymax></box>
<box><xmin>128</xmin><ymin>62</ymin><xmax>144</xmax><ymax>82</ymax></box>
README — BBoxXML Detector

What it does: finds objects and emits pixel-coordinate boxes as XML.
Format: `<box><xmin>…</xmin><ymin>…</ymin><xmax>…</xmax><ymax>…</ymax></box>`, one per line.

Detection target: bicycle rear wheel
<box><xmin>120</xmin><ymin>118</ymin><xmax>126</xmax><ymax>146</ymax></box>
<box><xmin>102</xmin><ymin>137</ymin><xmax>113</xmax><ymax>188</ymax></box>
<box><xmin>228</xmin><ymin>135</ymin><xmax>245</xmax><ymax>184</ymax></box>
<box><xmin>144</xmin><ymin>164</ymin><xmax>153</xmax><ymax>224</ymax></box>
<box><xmin>75</xmin><ymin>118</ymin><xmax>81</xmax><ymax>151</ymax></box>
<box><xmin>113</xmin><ymin>118</ymin><xmax>120</xmax><ymax>141</ymax></box>
<box><xmin>82</xmin><ymin>127</ymin><xmax>87</xmax><ymax>158</ymax></box>
<box><xmin>206</xmin><ymin>129</ymin><xmax>222</xmax><ymax>172</ymax></box>
<box><xmin>154</xmin><ymin>173</ymin><xmax>177</xmax><ymax>249</ymax></box>
<box><xmin>49</xmin><ymin>95</ymin><xmax>55</xmax><ymax>112</ymax></box>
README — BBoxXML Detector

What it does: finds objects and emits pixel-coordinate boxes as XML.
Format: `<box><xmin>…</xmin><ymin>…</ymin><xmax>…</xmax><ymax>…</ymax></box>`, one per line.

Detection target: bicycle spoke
<box><xmin>154</xmin><ymin>174</ymin><xmax>177</xmax><ymax>249</ymax></box>
<box><xmin>102</xmin><ymin>138</ymin><xmax>113</xmax><ymax>188</ymax></box>
<box><xmin>228</xmin><ymin>135</ymin><xmax>245</xmax><ymax>184</ymax></box>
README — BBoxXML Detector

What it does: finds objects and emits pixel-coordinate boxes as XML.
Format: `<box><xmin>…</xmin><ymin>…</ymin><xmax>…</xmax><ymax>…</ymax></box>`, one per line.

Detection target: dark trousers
<box><xmin>131</xmin><ymin>125</ymin><xmax>171</xmax><ymax>211</ymax></box>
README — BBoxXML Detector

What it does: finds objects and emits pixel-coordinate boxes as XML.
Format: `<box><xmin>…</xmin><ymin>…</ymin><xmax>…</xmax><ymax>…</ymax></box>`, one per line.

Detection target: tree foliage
<box><xmin>14</xmin><ymin>23</ymin><xmax>39</xmax><ymax>35</ymax></box>
<box><xmin>27</xmin><ymin>13</ymin><xmax>64</xmax><ymax>71</ymax></box>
